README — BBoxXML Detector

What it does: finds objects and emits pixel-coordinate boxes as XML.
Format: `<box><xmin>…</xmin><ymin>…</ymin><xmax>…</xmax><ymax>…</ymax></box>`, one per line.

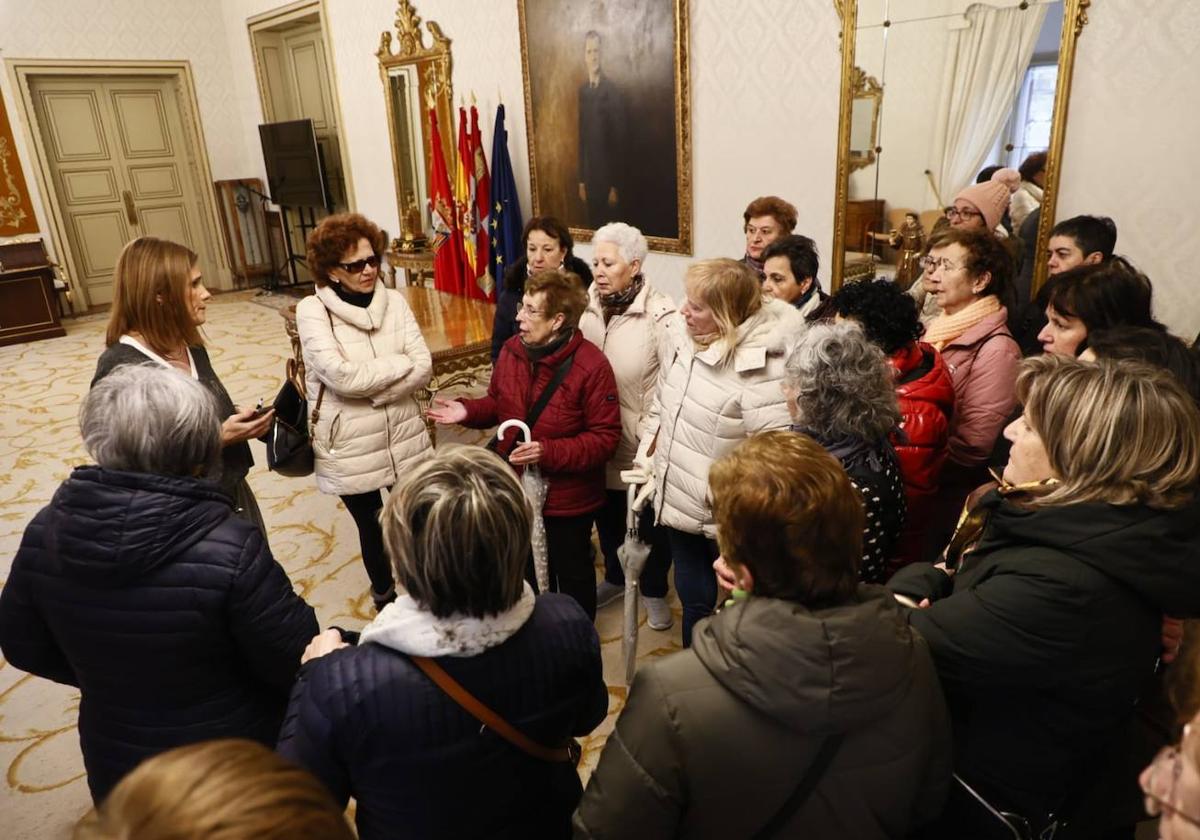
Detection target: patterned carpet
<box><xmin>0</xmin><ymin>290</ymin><xmax>680</xmax><ymax>838</ymax></box>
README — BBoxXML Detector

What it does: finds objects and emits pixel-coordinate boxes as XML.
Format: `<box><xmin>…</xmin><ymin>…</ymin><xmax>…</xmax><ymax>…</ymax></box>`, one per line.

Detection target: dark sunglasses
<box><xmin>338</xmin><ymin>255</ymin><xmax>381</xmax><ymax>274</ymax></box>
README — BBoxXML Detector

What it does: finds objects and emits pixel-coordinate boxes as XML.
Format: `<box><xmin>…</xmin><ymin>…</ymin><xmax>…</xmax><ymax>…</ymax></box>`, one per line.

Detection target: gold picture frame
<box><xmin>517</xmin><ymin>0</ymin><xmax>692</xmax><ymax>254</ymax></box>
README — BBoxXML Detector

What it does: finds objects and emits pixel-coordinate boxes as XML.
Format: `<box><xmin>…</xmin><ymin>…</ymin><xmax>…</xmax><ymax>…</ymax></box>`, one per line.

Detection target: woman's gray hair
<box><xmin>382</xmin><ymin>446</ymin><xmax>532</xmax><ymax>618</ymax></box>
<box><xmin>785</xmin><ymin>322</ymin><xmax>900</xmax><ymax>441</ymax></box>
<box><xmin>592</xmin><ymin>222</ymin><xmax>648</xmax><ymax>267</ymax></box>
<box><xmin>81</xmin><ymin>363</ymin><xmax>222</xmax><ymax>477</ymax></box>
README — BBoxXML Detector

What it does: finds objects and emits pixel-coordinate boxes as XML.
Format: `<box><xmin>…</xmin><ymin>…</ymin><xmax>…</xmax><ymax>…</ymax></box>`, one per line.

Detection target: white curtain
<box><xmin>931</xmin><ymin>3</ymin><xmax>1048</xmax><ymax>203</ymax></box>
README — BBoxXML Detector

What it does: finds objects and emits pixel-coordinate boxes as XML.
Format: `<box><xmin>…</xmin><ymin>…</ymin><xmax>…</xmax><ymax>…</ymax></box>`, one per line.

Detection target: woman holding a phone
<box><xmin>93</xmin><ymin>236</ymin><xmax>274</xmax><ymax>533</ymax></box>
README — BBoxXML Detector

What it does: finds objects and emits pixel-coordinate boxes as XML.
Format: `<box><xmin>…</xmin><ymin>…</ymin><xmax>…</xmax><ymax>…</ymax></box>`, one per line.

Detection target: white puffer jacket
<box><xmin>579</xmin><ymin>280</ymin><xmax>675</xmax><ymax>490</ymax></box>
<box><xmin>646</xmin><ymin>298</ymin><xmax>805</xmax><ymax>537</ymax></box>
<box><xmin>296</xmin><ymin>283</ymin><xmax>433</xmax><ymax>496</ymax></box>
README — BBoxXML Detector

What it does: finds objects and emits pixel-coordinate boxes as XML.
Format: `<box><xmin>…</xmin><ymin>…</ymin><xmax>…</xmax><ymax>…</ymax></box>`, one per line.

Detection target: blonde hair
<box><xmin>684</xmin><ymin>258</ymin><xmax>762</xmax><ymax>367</ymax></box>
<box><xmin>105</xmin><ymin>237</ymin><xmax>203</xmax><ymax>356</ymax></box>
<box><xmin>74</xmin><ymin>739</ymin><xmax>353</xmax><ymax>840</ymax></box>
<box><xmin>382</xmin><ymin>446</ymin><xmax>532</xmax><ymax>618</ymax></box>
<box><xmin>1018</xmin><ymin>355</ymin><xmax>1200</xmax><ymax>508</ymax></box>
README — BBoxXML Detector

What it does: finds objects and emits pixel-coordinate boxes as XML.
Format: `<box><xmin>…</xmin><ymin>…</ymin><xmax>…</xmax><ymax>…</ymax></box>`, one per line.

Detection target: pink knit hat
<box><xmin>954</xmin><ymin>168</ymin><xmax>1021</xmax><ymax>230</ymax></box>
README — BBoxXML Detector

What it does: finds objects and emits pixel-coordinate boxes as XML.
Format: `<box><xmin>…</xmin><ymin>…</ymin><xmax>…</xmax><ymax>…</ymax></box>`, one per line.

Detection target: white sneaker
<box><xmin>643</xmin><ymin>596</ymin><xmax>673</xmax><ymax>631</ymax></box>
<box><xmin>596</xmin><ymin>580</ymin><xmax>624</xmax><ymax>608</ymax></box>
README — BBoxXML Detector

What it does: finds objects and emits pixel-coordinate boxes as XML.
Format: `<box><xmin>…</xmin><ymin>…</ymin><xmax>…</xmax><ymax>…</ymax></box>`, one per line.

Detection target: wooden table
<box><xmin>385</xmin><ymin>247</ymin><xmax>435</xmax><ymax>288</ymax></box>
<box><xmin>281</xmin><ymin>286</ymin><xmax>494</xmax><ymax>445</ymax></box>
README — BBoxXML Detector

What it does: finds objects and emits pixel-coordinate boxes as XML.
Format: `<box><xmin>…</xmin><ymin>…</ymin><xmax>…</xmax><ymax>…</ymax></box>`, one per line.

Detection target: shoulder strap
<box><xmin>410</xmin><ymin>655</ymin><xmax>575</xmax><ymax>763</ymax></box>
<box><xmin>751</xmin><ymin>733</ymin><xmax>846</xmax><ymax>839</ymax></box>
<box><xmin>488</xmin><ymin>348</ymin><xmax>577</xmax><ymax>451</ymax></box>
<box><xmin>307</xmin><ymin>306</ymin><xmax>334</xmax><ymax>427</ymax></box>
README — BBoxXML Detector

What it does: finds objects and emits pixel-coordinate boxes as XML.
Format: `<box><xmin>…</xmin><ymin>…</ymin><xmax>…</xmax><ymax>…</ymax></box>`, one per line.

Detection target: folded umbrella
<box><xmin>497</xmin><ymin>419</ymin><xmax>550</xmax><ymax>594</ymax></box>
<box><xmin>618</xmin><ymin>482</ymin><xmax>653</xmax><ymax>685</ymax></box>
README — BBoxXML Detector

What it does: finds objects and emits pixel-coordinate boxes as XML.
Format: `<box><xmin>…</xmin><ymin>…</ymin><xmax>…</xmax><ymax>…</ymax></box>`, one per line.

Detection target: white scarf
<box><xmin>360</xmin><ymin>582</ymin><xmax>537</xmax><ymax>657</ymax></box>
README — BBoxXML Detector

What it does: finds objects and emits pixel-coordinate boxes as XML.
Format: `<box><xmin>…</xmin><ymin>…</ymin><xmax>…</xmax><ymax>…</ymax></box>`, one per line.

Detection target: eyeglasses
<box><xmin>1141</xmin><ymin>745</ymin><xmax>1200</xmax><ymax>829</ymax></box>
<box><xmin>919</xmin><ymin>255</ymin><xmax>963</xmax><ymax>274</ymax></box>
<box><xmin>945</xmin><ymin>206</ymin><xmax>983</xmax><ymax>222</ymax></box>
<box><xmin>337</xmin><ymin>255</ymin><xmax>381</xmax><ymax>274</ymax></box>
<box><xmin>519</xmin><ymin>304</ymin><xmax>547</xmax><ymax>318</ymax></box>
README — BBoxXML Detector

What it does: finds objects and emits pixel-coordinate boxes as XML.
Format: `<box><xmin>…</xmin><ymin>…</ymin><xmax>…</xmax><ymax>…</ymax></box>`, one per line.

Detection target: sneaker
<box><xmin>643</xmin><ymin>596</ymin><xmax>674</xmax><ymax>631</ymax></box>
<box><xmin>596</xmin><ymin>580</ymin><xmax>624</xmax><ymax>608</ymax></box>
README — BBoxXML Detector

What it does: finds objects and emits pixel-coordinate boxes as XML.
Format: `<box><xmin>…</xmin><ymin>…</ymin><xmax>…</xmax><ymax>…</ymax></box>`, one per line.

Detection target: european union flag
<box><xmin>488</xmin><ymin>104</ymin><xmax>523</xmax><ymax>288</ymax></box>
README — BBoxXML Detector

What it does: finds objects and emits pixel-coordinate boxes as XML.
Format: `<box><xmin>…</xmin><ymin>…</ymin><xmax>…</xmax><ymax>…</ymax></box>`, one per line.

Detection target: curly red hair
<box><xmin>305</xmin><ymin>213</ymin><xmax>386</xmax><ymax>287</ymax></box>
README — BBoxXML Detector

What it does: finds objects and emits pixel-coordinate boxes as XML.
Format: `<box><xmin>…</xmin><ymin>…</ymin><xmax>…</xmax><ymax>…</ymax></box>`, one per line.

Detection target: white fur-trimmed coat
<box><xmin>296</xmin><ymin>283</ymin><xmax>433</xmax><ymax>496</ymax></box>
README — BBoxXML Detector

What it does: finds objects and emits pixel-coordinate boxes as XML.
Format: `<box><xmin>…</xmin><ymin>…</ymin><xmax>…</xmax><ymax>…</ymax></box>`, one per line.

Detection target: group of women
<box><xmin>1</xmin><ymin>186</ymin><xmax>1199</xmax><ymax>839</ymax></box>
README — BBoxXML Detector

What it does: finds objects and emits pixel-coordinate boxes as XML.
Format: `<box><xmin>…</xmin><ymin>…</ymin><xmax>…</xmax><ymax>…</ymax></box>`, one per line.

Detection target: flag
<box><xmin>427</xmin><ymin>108</ymin><xmax>465</xmax><ymax>295</ymax></box>
<box><xmin>489</xmin><ymin>104</ymin><xmax>523</xmax><ymax>293</ymax></box>
<box><xmin>454</xmin><ymin>106</ymin><xmax>479</xmax><ymax>298</ymax></box>
<box><xmin>470</xmin><ymin>104</ymin><xmax>493</xmax><ymax>300</ymax></box>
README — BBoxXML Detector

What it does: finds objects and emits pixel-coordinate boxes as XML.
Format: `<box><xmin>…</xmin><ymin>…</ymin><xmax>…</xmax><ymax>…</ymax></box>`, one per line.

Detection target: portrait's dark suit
<box><xmin>577</xmin><ymin>74</ymin><xmax>627</xmax><ymax>229</ymax></box>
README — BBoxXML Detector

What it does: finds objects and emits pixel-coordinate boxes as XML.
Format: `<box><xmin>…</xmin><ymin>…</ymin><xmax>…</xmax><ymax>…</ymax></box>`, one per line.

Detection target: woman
<box><xmin>908</xmin><ymin>169</ymin><xmax>1020</xmax><ymax>324</ymax></box>
<box><xmin>760</xmin><ymin>233</ymin><xmax>825</xmax><ymax>322</ymax></box>
<box><xmin>1038</xmin><ymin>258</ymin><xmax>1162</xmax><ymax>357</ymax></box>
<box><xmin>278</xmin><ymin>446</ymin><xmax>608</xmax><ymax>840</ymax></box>
<box><xmin>428</xmin><ymin>269</ymin><xmax>620</xmax><ymax>619</ymax></box>
<box><xmin>637</xmin><ymin>258</ymin><xmax>803</xmax><ymax>645</ymax></box>
<box><xmin>1010</xmin><ymin>152</ymin><xmax>1047</xmax><ymax>230</ymax></box>
<box><xmin>740</xmin><ymin>195</ymin><xmax>798</xmax><ymax>278</ymax></box>
<box><xmin>783</xmin><ymin>323</ymin><xmax>906</xmax><ymax>584</ymax></box>
<box><xmin>831</xmin><ymin>279</ymin><xmax>955</xmax><ymax>572</ymax></box>
<box><xmin>576</xmin><ymin>432</ymin><xmax>951</xmax><ymax>839</ymax></box>
<box><xmin>93</xmin><ymin>236</ymin><xmax>273</xmax><ymax>531</ymax></box>
<box><xmin>921</xmin><ymin>227</ymin><xmax>1020</xmax><ymax>556</ymax></box>
<box><xmin>1084</xmin><ymin>325</ymin><xmax>1200</xmax><ymax>406</ymax></box>
<box><xmin>297</xmin><ymin>213</ymin><xmax>433</xmax><ymax>611</ymax></box>
<box><xmin>579</xmin><ymin>222</ymin><xmax>675</xmax><ymax>630</ymax></box>
<box><xmin>492</xmin><ymin>216</ymin><xmax>593</xmax><ymax>361</ymax></box>
<box><xmin>75</xmin><ymin>739</ymin><xmax>353</xmax><ymax>840</ymax></box>
<box><xmin>889</xmin><ymin>355</ymin><xmax>1200</xmax><ymax>837</ymax></box>
<box><xmin>0</xmin><ymin>365</ymin><xmax>318</xmax><ymax>803</ymax></box>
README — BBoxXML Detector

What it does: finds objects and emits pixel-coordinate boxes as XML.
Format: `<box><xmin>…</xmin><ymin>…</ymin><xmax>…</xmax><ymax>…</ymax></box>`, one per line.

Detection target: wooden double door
<box><xmin>30</xmin><ymin>75</ymin><xmax>217</xmax><ymax>306</ymax></box>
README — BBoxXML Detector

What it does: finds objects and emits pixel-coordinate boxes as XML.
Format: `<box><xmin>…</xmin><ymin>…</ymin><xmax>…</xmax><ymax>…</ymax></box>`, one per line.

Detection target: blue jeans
<box><xmin>595</xmin><ymin>490</ymin><xmax>671</xmax><ymax>598</ymax></box>
<box><xmin>667</xmin><ymin>527</ymin><xmax>720</xmax><ymax>647</ymax></box>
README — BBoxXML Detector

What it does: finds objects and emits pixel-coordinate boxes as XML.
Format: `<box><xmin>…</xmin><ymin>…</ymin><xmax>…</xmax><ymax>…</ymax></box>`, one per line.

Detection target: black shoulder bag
<box><xmin>486</xmin><ymin>351</ymin><xmax>577</xmax><ymax>452</ymax></box>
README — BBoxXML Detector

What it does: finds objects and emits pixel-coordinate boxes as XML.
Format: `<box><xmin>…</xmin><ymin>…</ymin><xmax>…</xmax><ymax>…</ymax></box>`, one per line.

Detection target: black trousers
<box><xmin>340</xmin><ymin>488</ymin><xmax>394</xmax><ymax>596</ymax></box>
<box><xmin>530</xmin><ymin>512</ymin><xmax>597</xmax><ymax>620</ymax></box>
<box><xmin>594</xmin><ymin>489</ymin><xmax>670</xmax><ymax>598</ymax></box>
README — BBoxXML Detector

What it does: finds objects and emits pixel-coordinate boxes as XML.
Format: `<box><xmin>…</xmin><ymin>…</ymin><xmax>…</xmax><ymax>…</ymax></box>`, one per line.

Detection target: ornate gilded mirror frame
<box><xmin>848</xmin><ymin>66</ymin><xmax>883</xmax><ymax>172</ymax></box>
<box><xmin>830</xmin><ymin>0</ymin><xmax>1093</xmax><ymax>293</ymax></box>
<box><xmin>378</xmin><ymin>0</ymin><xmax>454</xmax><ymax>244</ymax></box>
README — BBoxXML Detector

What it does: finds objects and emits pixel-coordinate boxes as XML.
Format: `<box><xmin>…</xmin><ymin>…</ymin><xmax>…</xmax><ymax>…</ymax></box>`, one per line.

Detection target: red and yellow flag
<box><xmin>428</xmin><ymin>108</ymin><xmax>465</xmax><ymax>295</ymax></box>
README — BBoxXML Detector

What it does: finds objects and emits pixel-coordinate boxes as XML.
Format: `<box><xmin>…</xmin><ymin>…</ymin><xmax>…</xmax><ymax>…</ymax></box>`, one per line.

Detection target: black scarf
<box><xmin>523</xmin><ymin>326</ymin><xmax>573</xmax><ymax>363</ymax></box>
<box><xmin>332</xmin><ymin>282</ymin><xmax>373</xmax><ymax>308</ymax></box>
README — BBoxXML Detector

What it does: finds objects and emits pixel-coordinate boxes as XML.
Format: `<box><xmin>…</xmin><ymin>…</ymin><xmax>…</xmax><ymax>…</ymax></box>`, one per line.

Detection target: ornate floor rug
<box><xmin>0</xmin><ymin>290</ymin><xmax>681</xmax><ymax>837</ymax></box>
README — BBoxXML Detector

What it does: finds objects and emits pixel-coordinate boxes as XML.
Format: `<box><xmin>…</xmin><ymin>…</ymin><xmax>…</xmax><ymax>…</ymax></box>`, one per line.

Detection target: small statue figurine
<box><xmin>870</xmin><ymin>212</ymin><xmax>925</xmax><ymax>291</ymax></box>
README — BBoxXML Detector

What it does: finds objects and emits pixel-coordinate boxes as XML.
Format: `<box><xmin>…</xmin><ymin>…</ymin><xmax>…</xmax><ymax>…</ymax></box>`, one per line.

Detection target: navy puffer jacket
<box><xmin>0</xmin><ymin>466</ymin><xmax>318</xmax><ymax>802</ymax></box>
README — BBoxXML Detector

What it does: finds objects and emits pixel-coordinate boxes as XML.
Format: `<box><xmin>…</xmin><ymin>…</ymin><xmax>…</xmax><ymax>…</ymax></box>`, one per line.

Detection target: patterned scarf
<box><xmin>924</xmin><ymin>295</ymin><xmax>1001</xmax><ymax>351</ymax></box>
<box><xmin>600</xmin><ymin>274</ymin><xmax>645</xmax><ymax>324</ymax></box>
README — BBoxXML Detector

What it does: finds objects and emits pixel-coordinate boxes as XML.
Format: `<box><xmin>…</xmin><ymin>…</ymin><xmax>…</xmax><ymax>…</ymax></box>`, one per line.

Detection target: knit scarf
<box><xmin>742</xmin><ymin>253</ymin><xmax>765</xmax><ymax>277</ymax></box>
<box><xmin>600</xmin><ymin>274</ymin><xmax>645</xmax><ymax>324</ymax></box>
<box><xmin>925</xmin><ymin>295</ymin><xmax>1001</xmax><ymax>351</ymax></box>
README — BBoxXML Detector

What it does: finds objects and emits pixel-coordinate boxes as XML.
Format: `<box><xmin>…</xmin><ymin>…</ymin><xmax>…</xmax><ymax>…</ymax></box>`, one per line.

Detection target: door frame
<box><xmin>6</xmin><ymin>59</ymin><xmax>229</xmax><ymax>310</ymax></box>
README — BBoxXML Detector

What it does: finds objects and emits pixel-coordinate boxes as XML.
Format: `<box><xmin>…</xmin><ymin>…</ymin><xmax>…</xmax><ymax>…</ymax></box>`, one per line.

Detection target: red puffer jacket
<box><xmin>889</xmin><ymin>341</ymin><xmax>956</xmax><ymax>571</ymax></box>
<box><xmin>459</xmin><ymin>329</ymin><xmax>621</xmax><ymax>517</ymax></box>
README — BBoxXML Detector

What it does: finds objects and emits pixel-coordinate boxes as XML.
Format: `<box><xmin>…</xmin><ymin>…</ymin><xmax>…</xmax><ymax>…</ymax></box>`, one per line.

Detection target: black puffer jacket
<box><xmin>492</xmin><ymin>254</ymin><xmax>594</xmax><ymax>361</ymax></box>
<box><xmin>0</xmin><ymin>467</ymin><xmax>318</xmax><ymax>802</ymax></box>
<box><xmin>575</xmin><ymin>589</ymin><xmax>952</xmax><ymax>838</ymax></box>
<box><xmin>278</xmin><ymin>593</ymin><xmax>607</xmax><ymax>839</ymax></box>
<box><xmin>890</xmin><ymin>490</ymin><xmax>1200</xmax><ymax>828</ymax></box>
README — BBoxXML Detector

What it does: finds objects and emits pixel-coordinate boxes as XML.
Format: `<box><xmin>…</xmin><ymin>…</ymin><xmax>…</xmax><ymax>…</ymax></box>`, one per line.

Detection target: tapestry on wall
<box><xmin>0</xmin><ymin>92</ymin><xmax>38</xmax><ymax>236</ymax></box>
<box><xmin>518</xmin><ymin>0</ymin><xmax>692</xmax><ymax>255</ymax></box>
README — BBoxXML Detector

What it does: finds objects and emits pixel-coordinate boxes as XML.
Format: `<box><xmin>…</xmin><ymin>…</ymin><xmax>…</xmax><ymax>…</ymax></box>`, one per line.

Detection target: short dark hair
<box><xmin>1050</xmin><ymin>215</ymin><xmax>1117</xmax><ymax>261</ymax></box>
<box><xmin>742</xmin><ymin>196</ymin><xmax>798</xmax><ymax>233</ymax></box>
<box><xmin>1046</xmin><ymin>259</ymin><xmax>1160</xmax><ymax>338</ymax></box>
<box><xmin>709</xmin><ymin>431</ymin><xmax>862</xmax><ymax>606</ymax></box>
<box><xmin>521</xmin><ymin>215</ymin><xmax>574</xmax><ymax>254</ymax></box>
<box><xmin>1018</xmin><ymin>151</ymin><xmax>1048</xmax><ymax>182</ymax></box>
<box><xmin>831</xmin><ymin>278</ymin><xmax>924</xmax><ymax>354</ymax></box>
<box><xmin>976</xmin><ymin>164</ymin><xmax>1002</xmax><ymax>184</ymax></box>
<box><xmin>761</xmin><ymin>234</ymin><xmax>820</xmax><ymax>285</ymax></box>
<box><xmin>1088</xmin><ymin>326</ymin><xmax>1200</xmax><ymax>407</ymax></box>
<box><xmin>927</xmin><ymin>227</ymin><xmax>1013</xmax><ymax>303</ymax></box>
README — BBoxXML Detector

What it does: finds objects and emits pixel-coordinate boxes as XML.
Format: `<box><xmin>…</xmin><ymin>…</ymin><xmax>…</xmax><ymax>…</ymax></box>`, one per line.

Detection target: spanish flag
<box><xmin>428</xmin><ymin>108</ymin><xmax>465</xmax><ymax>295</ymax></box>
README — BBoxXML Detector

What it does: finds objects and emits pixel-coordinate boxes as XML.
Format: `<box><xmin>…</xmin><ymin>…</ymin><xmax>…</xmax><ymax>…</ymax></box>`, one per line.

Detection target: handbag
<box><xmin>261</xmin><ymin>356</ymin><xmax>326</xmax><ymax>477</ymax></box>
<box><xmin>410</xmin><ymin>654</ymin><xmax>581</xmax><ymax>765</ymax></box>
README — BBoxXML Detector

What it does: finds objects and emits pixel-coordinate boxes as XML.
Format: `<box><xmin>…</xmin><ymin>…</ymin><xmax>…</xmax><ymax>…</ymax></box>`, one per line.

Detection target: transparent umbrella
<box><xmin>496</xmin><ymin>419</ymin><xmax>550</xmax><ymax>593</ymax></box>
<box><xmin>618</xmin><ymin>482</ymin><xmax>653</xmax><ymax>685</ymax></box>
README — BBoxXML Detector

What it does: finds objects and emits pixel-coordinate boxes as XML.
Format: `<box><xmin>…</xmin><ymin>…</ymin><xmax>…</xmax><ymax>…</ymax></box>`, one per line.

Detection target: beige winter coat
<box><xmin>579</xmin><ymin>280</ymin><xmax>675</xmax><ymax>490</ymax></box>
<box><xmin>646</xmin><ymin>298</ymin><xmax>804</xmax><ymax>537</ymax></box>
<box><xmin>296</xmin><ymin>284</ymin><xmax>433</xmax><ymax>496</ymax></box>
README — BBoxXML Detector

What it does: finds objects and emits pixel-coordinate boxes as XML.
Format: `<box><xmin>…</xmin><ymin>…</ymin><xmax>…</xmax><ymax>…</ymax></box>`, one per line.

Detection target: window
<box><xmin>1005</xmin><ymin>62</ymin><xmax>1058</xmax><ymax>168</ymax></box>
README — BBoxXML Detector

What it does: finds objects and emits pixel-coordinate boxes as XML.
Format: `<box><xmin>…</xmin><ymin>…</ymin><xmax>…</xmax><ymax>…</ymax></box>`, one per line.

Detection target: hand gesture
<box><xmin>222</xmin><ymin>405</ymin><xmax>274</xmax><ymax>446</ymax></box>
<box><xmin>426</xmin><ymin>398</ymin><xmax>467</xmax><ymax>425</ymax></box>
<box><xmin>300</xmin><ymin>628</ymin><xmax>348</xmax><ymax>665</ymax></box>
<box><xmin>509</xmin><ymin>441</ymin><xmax>543</xmax><ymax>466</ymax></box>
<box><xmin>713</xmin><ymin>556</ymin><xmax>738</xmax><ymax>593</ymax></box>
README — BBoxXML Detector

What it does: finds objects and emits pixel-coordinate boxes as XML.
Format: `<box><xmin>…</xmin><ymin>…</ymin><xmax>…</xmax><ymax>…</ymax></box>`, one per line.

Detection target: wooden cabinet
<box><xmin>845</xmin><ymin>199</ymin><xmax>886</xmax><ymax>254</ymax></box>
<box><xmin>0</xmin><ymin>241</ymin><xmax>66</xmax><ymax>347</ymax></box>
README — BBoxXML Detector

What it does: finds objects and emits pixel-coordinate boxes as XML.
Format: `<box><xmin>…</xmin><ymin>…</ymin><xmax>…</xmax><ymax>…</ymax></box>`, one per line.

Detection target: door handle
<box><xmin>122</xmin><ymin>190</ymin><xmax>138</xmax><ymax>226</ymax></box>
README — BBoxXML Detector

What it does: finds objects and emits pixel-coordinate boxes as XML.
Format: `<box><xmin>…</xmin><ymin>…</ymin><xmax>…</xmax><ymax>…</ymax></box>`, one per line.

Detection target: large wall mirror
<box><xmin>831</xmin><ymin>0</ymin><xmax>1091</xmax><ymax>293</ymax></box>
<box><xmin>378</xmin><ymin>0</ymin><xmax>455</xmax><ymax>245</ymax></box>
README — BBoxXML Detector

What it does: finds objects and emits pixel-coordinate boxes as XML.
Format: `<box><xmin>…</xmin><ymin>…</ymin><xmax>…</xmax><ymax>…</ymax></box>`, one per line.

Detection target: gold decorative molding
<box><xmin>830</xmin><ymin>0</ymin><xmax>858</xmax><ymax>290</ymax></box>
<box><xmin>1073</xmin><ymin>0</ymin><xmax>1092</xmax><ymax>36</ymax></box>
<box><xmin>847</xmin><ymin>66</ymin><xmax>882</xmax><ymax>173</ymax></box>
<box><xmin>376</xmin><ymin>0</ymin><xmax>451</xmax><ymax>62</ymax></box>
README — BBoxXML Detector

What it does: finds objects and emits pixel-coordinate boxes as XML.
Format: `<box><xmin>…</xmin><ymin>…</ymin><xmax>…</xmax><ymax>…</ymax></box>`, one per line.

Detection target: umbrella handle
<box><xmin>626</xmin><ymin>483</ymin><xmax>640</xmax><ymax>534</ymax></box>
<box><xmin>496</xmin><ymin>419</ymin><xmax>532</xmax><ymax>445</ymax></box>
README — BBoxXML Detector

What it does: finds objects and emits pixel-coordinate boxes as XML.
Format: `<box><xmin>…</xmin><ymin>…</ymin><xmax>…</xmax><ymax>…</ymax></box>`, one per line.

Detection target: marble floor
<box><xmin>0</xmin><ymin>290</ymin><xmax>681</xmax><ymax>837</ymax></box>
